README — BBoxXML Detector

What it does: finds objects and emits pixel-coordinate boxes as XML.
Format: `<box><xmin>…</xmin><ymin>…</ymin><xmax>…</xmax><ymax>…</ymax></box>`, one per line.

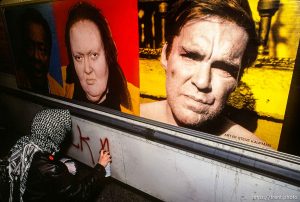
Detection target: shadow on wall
<box><xmin>0</xmin><ymin>92</ymin><xmax>43</xmax><ymax>157</ymax></box>
<box><xmin>225</xmin><ymin>81</ymin><xmax>258</xmax><ymax>133</ymax></box>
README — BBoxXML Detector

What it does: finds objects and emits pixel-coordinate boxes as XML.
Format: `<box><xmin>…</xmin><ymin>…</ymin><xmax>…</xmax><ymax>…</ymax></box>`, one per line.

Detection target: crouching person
<box><xmin>5</xmin><ymin>109</ymin><xmax>111</xmax><ymax>202</ymax></box>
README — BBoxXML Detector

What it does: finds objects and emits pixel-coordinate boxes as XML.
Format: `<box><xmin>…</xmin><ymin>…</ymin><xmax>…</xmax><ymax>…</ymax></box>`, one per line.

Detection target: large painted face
<box><xmin>70</xmin><ymin>20</ymin><xmax>109</xmax><ymax>103</ymax></box>
<box><xmin>24</xmin><ymin>22</ymin><xmax>50</xmax><ymax>79</ymax></box>
<box><xmin>162</xmin><ymin>16</ymin><xmax>248</xmax><ymax>127</ymax></box>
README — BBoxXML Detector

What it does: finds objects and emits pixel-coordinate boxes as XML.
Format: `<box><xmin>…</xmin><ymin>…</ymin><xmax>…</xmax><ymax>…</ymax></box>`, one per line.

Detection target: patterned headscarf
<box><xmin>7</xmin><ymin>109</ymin><xmax>72</xmax><ymax>202</ymax></box>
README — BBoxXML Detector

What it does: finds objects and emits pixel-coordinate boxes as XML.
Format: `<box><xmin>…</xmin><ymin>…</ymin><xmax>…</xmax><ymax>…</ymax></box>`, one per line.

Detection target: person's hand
<box><xmin>99</xmin><ymin>150</ymin><xmax>111</xmax><ymax>167</ymax></box>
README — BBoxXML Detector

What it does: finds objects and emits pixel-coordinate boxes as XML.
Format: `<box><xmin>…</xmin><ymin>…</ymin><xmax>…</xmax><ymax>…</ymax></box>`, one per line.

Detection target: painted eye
<box><xmin>180</xmin><ymin>52</ymin><xmax>203</xmax><ymax>61</ymax></box>
<box><xmin>37</xmin><ymin>44</ymin><xmax>48</xmax><ymax>56</ymax></box>
<box><xmin>213</xmin><ymin>66</ymin><xmax>239</xmax><ymax>78</ymax></box>
<box><xmin>90</xmin><ymin>53</ymin><xmax>99</xmax><ymax>60</ymax></box>
<box><xmin>211</xmin><ymin>61</ymin><xmax>239</xmax><ymax>79</ymax></box>
<box><xmin>213</xmin><ymin>68</ymin><xmax>232</xmax><ymax>78</ymax></box>
<box><xmin>74</xmin><ymin>55</ymin><xmax>83</xmax><ymax>62</ymax></box>
<box><xmin>180</xmin><ymin>48</ymin><xmax>204</xmax><ymax>62</ymax></box>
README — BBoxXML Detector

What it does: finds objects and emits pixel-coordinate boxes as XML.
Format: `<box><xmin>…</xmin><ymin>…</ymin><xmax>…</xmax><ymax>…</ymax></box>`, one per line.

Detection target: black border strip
<box><xmin>1</xmin><ymin>86</ymin><xmax>300</xmax><ymax>187</ymax></box>
<box><xmin>2</xmin><ymin>85</ymin><xmax>299</xmax><ymax>163</ymax></box>
<box><xmin>0</xmin><ymin>0</ymin><xmax>54</xmax><ymax>8</ymax></box>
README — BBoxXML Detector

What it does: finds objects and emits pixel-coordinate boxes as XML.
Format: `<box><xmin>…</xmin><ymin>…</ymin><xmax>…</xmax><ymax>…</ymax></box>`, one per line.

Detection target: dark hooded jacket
<box><xmin>3</xmin><ymin>109</ymin><xmax>106</xmax><ymax>202</ymax></box>
<box><xmin>22</xmin><ymin>152</ymin><xmax>106</xmax><ymax>202</ymax></box>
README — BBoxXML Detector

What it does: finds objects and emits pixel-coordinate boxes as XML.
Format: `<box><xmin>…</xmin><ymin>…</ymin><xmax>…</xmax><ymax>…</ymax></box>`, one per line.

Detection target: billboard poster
<box><xmin>1</xmin><ymin>0</ymin><xmax>300</xmax><ymax>153</ymax></box>
<box><xmin>138</xmin><ymin>0</ymin><xmax>300</xmax><ymax>150</ymax></box>
<box><xmin>3</xmin><ymin>0</ymin><xmax>139</xmax><ymax>115</ymax></box>
<box><xmin>52</xmin><ymin>0</ymin><xmax>139</xmax><ymax>115</ymax></box>
<box><xmin>5</xmin><ymin>3</ymin><xmax>63</xmax><ymax>95</ymax></box>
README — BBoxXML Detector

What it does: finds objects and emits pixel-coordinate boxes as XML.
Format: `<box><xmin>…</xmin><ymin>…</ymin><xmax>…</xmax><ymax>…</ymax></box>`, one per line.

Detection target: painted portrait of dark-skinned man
<box><xmin>5</xmin><ymin>3</ymin><xmax>64</xmax><ymax>96</ymax></box>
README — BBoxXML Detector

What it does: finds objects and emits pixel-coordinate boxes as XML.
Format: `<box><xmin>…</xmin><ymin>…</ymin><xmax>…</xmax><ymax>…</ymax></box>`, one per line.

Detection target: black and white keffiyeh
<box><xmin>7</xmin><ymin>109</ymin><xmax>72</xmax><ymax>202</ymax></box>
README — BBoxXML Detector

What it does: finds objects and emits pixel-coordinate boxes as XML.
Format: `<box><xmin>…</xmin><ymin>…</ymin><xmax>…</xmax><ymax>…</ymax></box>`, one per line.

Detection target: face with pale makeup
<box><xmin>69</xmin><ymin>19</ymin><xmax>109</xmax><ymax>103</ymax></box>
<box><xmin>161</xmin><ymin>16</ymin><xmax>249</xmax><ymax>127</ymax></box>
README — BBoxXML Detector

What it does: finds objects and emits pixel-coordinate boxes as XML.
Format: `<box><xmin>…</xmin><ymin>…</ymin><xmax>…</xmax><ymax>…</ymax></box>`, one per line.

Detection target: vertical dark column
<box><xmin>0</xmin><ymin>8</ymin><xmax>15</xmax><ymax>74</ymax></box>
<box><xmin>279</xmin><ymin>41</ymin><xmax>300</xmax><ymax>156</ymax></box>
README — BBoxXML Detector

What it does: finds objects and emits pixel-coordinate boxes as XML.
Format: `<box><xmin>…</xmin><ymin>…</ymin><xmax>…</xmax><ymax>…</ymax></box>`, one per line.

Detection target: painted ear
<box><xmin>161</xmin><ymin>43</ymin><xmax>168</xmax><ymax>70</ymax></box>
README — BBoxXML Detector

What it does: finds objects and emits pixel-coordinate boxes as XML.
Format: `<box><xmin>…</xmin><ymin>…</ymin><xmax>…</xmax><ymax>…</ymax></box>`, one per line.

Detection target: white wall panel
<box><xmin>66</xmin><ymin>116</ymin><xmax>300</xmax><ymax>202</ymax></box>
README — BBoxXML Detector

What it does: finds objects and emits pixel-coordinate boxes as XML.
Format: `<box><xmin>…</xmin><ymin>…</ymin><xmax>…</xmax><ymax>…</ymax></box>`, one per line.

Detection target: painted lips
<box><xmin>86</xmin><ymin>79</ymin><xmax>96</xmax><ymax>85</ymax></box>
<box><xmin>184</xmin><ymin>94</ymin><xmax>214</xmax><ymax>105</ymax></box>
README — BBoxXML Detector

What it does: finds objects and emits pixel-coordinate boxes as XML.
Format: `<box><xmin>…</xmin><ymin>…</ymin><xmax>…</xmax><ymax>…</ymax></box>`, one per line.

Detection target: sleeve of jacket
<box><xmin>24</xmin><ymin>152</ymin><xmax>106</xmax><ymax>201</ymax></box>
<box><xmin>58</xmin><ymin>161</ymin><xmax>107</xmax><ymax>201</ymax></box>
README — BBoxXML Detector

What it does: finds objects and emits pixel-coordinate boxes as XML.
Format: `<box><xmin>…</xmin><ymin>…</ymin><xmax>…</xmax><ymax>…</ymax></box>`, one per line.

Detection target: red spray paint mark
<box><xmin>72</xmin><ymin>125</ymin><xmax>95</xmax><ymax>164</ymax></box>
<box><xmin>100</xmin><ymin>138</ymin><xmax>110</xmax><ymax>152</ymax></box>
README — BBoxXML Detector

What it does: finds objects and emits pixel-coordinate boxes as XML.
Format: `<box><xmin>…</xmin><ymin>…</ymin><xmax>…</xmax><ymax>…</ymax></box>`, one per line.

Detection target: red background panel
<box><xmin>52</xmin><ymin>0</ymin><xmax>139</xmax><ymax>87</ymax></box>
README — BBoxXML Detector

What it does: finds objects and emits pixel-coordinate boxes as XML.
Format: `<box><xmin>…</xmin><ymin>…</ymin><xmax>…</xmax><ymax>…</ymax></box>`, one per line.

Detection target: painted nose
<box><xmin>84</xmin><ymin>58</ymin><xmax>93</xmax><ymax>74</ymax></box>
<box><xmin>191</xmin><ymin>64</ymin><xmax>212</xmax><ymax>91</ymax></box>
<box><xmin>34</xmin><ymin>47</ymin><xmax>42</xmax><ymax>60</ymax></box>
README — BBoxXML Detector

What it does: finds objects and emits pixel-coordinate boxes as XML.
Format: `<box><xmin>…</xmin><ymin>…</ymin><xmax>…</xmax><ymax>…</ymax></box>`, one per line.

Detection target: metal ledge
<box><xmin>1</xmin><ymin>86</ymin><xmax>300</xmax><ymax>187</ymax></box>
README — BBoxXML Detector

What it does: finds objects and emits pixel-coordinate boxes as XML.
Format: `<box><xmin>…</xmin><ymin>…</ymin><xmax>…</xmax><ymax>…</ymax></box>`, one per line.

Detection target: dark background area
<box><xmin>279</xmin><ymin>41</ymin><xmax>300</xmax><ymax>156</ymax></box>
